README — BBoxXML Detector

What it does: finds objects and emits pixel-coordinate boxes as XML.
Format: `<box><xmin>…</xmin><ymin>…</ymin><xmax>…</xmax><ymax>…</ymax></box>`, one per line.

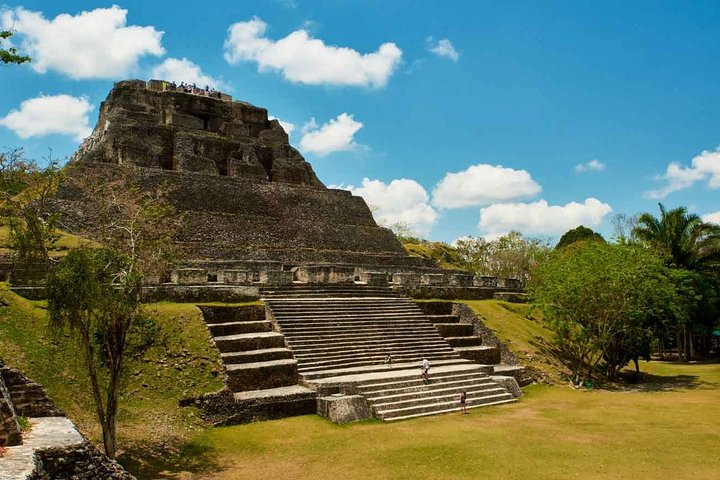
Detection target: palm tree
<box><xmin>634</xmin><ymin>203</ymin><xmax>720</xmax><ymax>274</ymax></box>
<box><xmin>633</xmin><ymin>203</ymin><xmax>720</xmax><ymax>361</ymax></box>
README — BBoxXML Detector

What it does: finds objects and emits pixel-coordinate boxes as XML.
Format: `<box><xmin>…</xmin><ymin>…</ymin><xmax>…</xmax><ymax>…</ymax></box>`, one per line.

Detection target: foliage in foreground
<box><xmin>0</xmin><ymin>30</ymin><xmax>31</xmax><ymax>65</ymax></box>
<box><xmin>531</xmin><ymin>242</ymin><xmax>682</xmax><ymax>386</ymax></box>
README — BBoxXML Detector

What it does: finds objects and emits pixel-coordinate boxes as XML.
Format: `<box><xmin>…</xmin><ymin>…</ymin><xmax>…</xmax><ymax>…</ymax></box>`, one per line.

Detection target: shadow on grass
<box><xmin>600</xmin><ymin>372</ymin><xmax>708</xmax><ymax>392</ymax></box>
<box><xmin>118</xmin><ymin>438</ymin><xmax>222</xmax><ymax>480</ymax></box>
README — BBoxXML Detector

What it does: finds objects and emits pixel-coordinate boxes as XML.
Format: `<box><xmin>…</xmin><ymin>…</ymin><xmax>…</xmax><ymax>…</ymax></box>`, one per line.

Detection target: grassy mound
<box><xmin>403</xmin><ymin>241</ymin><xmax>467</xmax><ymax>270</ymax></box>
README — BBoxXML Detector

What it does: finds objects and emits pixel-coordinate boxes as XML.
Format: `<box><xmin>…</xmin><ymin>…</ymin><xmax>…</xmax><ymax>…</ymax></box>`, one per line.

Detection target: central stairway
<box><xmin>262</xmin><ymin>284</ymin><xmax>516</xmax><ymax>420</ymax></box>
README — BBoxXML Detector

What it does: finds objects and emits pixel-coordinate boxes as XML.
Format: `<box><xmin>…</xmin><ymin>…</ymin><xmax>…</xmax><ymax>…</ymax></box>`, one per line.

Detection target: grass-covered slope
<box><xmin>0</xmin><ymin>223</ymin><xmax>96</xmax><ymax>257</ymax></box>
<box><xmin>402</xmin><ymin>241</ymin><xmax>467</xmax><ymax>270</ymax></box>
<box><xmin>0</xmin><ymin>284</ymin><xmax>225</xmax><ymax>464</ymax></box>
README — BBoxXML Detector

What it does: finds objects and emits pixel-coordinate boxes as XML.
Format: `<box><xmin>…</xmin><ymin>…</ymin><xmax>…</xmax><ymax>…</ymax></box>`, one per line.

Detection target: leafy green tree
<box><xmin>556</xmin><ymin>225</ymin><xmax>605</xmax><ymax>249</ymax></box>
<box><xmin>0</xmin><ymin>30</ymin><xmax>31</xmax><ymax>65</ymax></box>
<box><xmin>455</xmin><ymin>231</ymin><xmax>552</xmax><ymax>287</ymax></box>
<box><xmin>531</xmin><ymin>242</ymin><xmax>680</xmax><ymax>386</ymax></box>
<box><xmin>633</xmin><ymin>203</ymin><xmax>720</xmax><ymax>359</ymax></box>
<box><xmin>0</xmin><ymin>149</ymin><xmax>63</xmax><ymax>272</ymax></box>
<box><xmin>634</xmin><ymin>203</ymin><xmax>720</xmax><ymax>275</ymax></box>
<box><xmin>46</xmin><ymin>248</ymin><xmax>146</xmax><ymax>458</ymax></box>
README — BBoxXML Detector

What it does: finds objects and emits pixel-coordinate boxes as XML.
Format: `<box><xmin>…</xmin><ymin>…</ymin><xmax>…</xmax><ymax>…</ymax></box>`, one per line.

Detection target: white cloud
<box><xmin>268</xmin><ymin>116</ymin><xmax>295</xmax><ymax>135</ymax></box>
<box><xmin>478</xmin><ymin>198</ymin><xmax>613</xmax><ymax>236</ymax></box>
<box><xmin>342</xmin><ymin>178</ymin><xmax>438</xmax><ymax>236</ymax></box>
<box><xmin>427</xmin><ymin>37</ymin><xmax>459</xmax><ymax>62</ymax></box>
<box><xmin>2</xmin><ymin>6</ymin><xmax>164</xmax><ymax>79</ymax></box>
<box><xmin>150</xmin><ymin>57</ymin><xmax>228</xmax><ymax>90</ymax></box>
<box><xmin>0</xmin><ymin>94</ymin><xmax>93</xmax><ymax>142</ymax></box>
<box><xmin>300</xmin><ymin>113</ymin><xmax>363</xmax><ymax>156</ymax></box>
<box><xmin>645</xmin><ymin>147</ymin><xmax>720</xmax><ymax>199</ymax></box>
<box><xmin>575</xmin><ymin>159</ymin><xmax>605</xmax><ymax>173</ymax></box>
<box><xmin>224</xmin><ymin>17</ymin><xmax>402</xmax><ymax>88</ymax></box>
<box><xmin>432</xmin><ymin>164</ymin><xmax>542</xmax><ymax>209</ymax></box>
<box><xmin>701</xmin><ymin>210</ymin><xmax>720</xmax><ymax>224</ymax></box>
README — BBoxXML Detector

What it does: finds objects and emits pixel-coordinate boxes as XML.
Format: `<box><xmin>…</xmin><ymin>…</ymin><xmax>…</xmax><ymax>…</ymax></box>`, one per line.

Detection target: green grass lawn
<box><xmin>147</xmin><ymin>360</ymin><xmax>719</xmax><ymax>480</ymax></box>
<box><xmin>3</xmin><ymin>288</ymin><xmax>719</xmax><ymax>480</ymax></box>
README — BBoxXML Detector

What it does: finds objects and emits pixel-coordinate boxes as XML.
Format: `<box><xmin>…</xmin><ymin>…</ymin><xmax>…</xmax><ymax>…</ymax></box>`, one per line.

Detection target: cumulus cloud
<box><xmin>427</xmin><ymin>37</ymin><xmax>459</xmax><ymax>61</ymax></box>
<box><xmin>0</xmin><ymin>94</ymin><xmax>94</xmax><ymax>142</ymax></box>
<box><xmin>300</xmin><ymin>113</ymin><xmax>363</xmax><ymax>156</ymax></box>
<box><xmin>268</xmin><ymin>116</ymin><xmax>295</xmax><ymax>135</ymax></box>
<box><xmin>701</xmin><ymin>210</ymin><xmax>720</xmax><ymax>224</ymax></box>
<box><xmin>224</xmin><ymin>17</ymin><xmax>402</xmax><ymax>87</ymax></box>
<box><xmin>1</xmin><ymin>6</ymin><xmax>164</xmax><ymax>79</ymax></box>
<box><xmin>432</xmin><ymin>164</ymin><xmax>542</xmax><ymax>209</ymax></box>
<box><xmin>150</xmin><ymin>57</ymin><xmax>228</xmax><ymax>90</ymax></box>
<box><xmin>645</xmin><ymin>147</ymin><xmax>720</xmax><ymax>199</ymax></box>
<box><xmin>341</xmin><ymin>178</ymin><xmax>438</xmax><ymax>236</ymax></box>
<box><xmin>575</xmin><ymin>159</ymin><xmax>605</xmax><ymax>173</ymax></box>
<box><xmin>478</xmin><ymin>198</ymin><xmax>613</xmax><ymax>237</ymax></box>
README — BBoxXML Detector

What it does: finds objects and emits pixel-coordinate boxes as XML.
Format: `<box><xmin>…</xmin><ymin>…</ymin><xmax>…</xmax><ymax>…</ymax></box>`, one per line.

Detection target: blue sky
<box><xmin>1</xmin><ymin>1</ymin><xmax>719</xmax><ymax>243</ymax></box>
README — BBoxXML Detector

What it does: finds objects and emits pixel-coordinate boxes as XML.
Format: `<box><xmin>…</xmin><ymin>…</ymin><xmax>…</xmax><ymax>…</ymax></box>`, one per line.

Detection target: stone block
<box><xmin>491</xmin><ymin>375</ymin><xmax>523</xmax><ymax>398</ymax></box>
<box><xmin>317</xmin><ymin>394</ymin><xmax>372</xmax><ymax>424</ymax></box>
<box><xmin>473</xmin><ymin>275</ymin><xmax>498</xmax><ymax>287</ymax></box>
<box><xmin>222</xmin><ymin>269</ymin><xmax>251</xmax><ymax>285</ymax></box>
<box><xmin>359</xmin><ymin>271</ymin><xmax>389</xmax><ymax>286</ymax></box>
<box><xmin>422</xmin><ymin>273</ymin><xmax>445</xmax><ymax>286</ymax></box>
<box><xmin>446</xmin><ymin>273</ymin><xmax>474</xmax><ymax>287</ymax></box>
<box><xmin>171</xmin><ymin>268</ymin><xmax>207</xmax><ymax>285</ymax></box>
<box><xmin>265</xmin><ymin>270</ymin><xmax>294</xmax><ymax>286</ymax></box>
<box><xmin>392</xmin><ymin>272</ymin><xmax>422</xmax><ymax>286</ymax></box>
<box><xmin>296</xmin><ymin>265</ymin><xmax>355</xmax><ymax>284</ymax></box>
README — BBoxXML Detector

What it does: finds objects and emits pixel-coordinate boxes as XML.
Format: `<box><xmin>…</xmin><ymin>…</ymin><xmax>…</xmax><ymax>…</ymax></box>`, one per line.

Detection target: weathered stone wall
<box><xmin>74</xmin><ymin>80</ymin><xmax>321</xmax><ymax>187</ymax></box>
<box><xmin>29</xmin><ymin>440</ymin><xmax>135</xmax><ymax>480</ymax></box>
<box><xmin>0</xmin><ymin>365</ymin><xmax>63</xmax><ymax>418</ymax></box>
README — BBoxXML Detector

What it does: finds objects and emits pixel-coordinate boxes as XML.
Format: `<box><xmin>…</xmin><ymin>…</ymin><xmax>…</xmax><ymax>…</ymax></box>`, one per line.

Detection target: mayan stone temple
<box><xmin>45</xmin><ymin>80</ymin><xmax>528</xmax><ymax>423</ymax></box>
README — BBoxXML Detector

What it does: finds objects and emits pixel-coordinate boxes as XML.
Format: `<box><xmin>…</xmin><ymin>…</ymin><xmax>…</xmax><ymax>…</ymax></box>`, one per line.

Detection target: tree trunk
<box><xmin>676</xmin><ymin>329</ymin><xmax>684</xmax><ymax>362</ymax></box>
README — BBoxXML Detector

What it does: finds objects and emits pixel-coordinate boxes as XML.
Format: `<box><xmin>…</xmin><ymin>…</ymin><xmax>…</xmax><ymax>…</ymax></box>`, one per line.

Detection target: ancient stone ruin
<box><xmin>44</xmin><ymin>79</ymin><xmax>523</xmax><ymax>299</ymax></box>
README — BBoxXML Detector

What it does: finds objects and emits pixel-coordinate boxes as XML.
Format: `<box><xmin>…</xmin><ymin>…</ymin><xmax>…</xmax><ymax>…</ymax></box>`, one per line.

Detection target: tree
<box><xmin>46</xmin><ymin>165</ymin><xmax>180</xmax><ymax>457</ymax></box>
<box><xmin>1</xmin><ymin>30</ymin><xmax>31</xmax><ymax>65</ymax></box>
<box><xmin>46</xmin><ymin>248</ymin><xmax>145</xmax><ymax>458</ymax></box>
<box><xmin>556</xmin><ymin>225</ymin><xmax>605</xmax><ymax>249</ymax></box>
<box><xmin>633</xmin><ymin>203</ymin><xmax>720</xmax><ymax>360</ymax></box>
<box><xmin>455</xmin><ymin>231</ymin><xmax>552</xmax><ymax>287</ymax></box>
<box><xmin>0</xmin><ymin>149</ymin><xmax>63</xmax><ymax>272</ymax></box>
<box><xmin>531</xmin><ymin>242</ymin><xmax>680</xmax><ymax>386</ymax></box>
<box><xmin>634</xmin><ymin>203</ymin><xmax>720</xmax><ymax>275</ymax></box>
<box><xmin>611</xmin><ymin>212</ymin><xmax>640</xmax><ymax>245</ymax></box>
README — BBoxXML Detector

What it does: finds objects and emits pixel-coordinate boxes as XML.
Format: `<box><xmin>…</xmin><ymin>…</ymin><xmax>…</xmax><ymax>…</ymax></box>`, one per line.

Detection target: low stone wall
<box><xmin>0</xmin><ymin>395</ymin><xmax>22</xmax><ymax>446</ymax></box>
<box><xmin>29</xmin><ymin>440</ymin><xmax>135</xmax><ymax>480</ymax></box>
<box><xmin>397</xmin><ymin>286</ymin><xmax>500</xmax><ymax>300</ymax></box>
<box><xmin>197</xmin><ymin>305</ymin><xmax>265</xmax><ymax>323</ymax></box>
<box><xmin>141</xmin><ymin>285</ymin><xmax>260</xmax><ymax>303</ymax></box>
<box><xmin>183</xmin><ymin>388</ymin><xmax>316</xmax><ymax>426</ymax></box>
<box><xmin>451</xmin><ymin>303</ymin><xmax>522</xmax><ymax>367</ymax></box>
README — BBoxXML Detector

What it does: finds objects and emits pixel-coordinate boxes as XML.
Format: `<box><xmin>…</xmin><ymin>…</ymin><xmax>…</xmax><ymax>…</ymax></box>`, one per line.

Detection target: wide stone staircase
<box><xmin>262</xmin><ymin>285</ymin><xmax>516</xmax><ymax>421</ymax></box>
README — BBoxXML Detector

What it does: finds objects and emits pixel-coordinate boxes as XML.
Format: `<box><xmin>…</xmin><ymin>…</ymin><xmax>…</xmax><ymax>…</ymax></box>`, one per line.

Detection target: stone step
<box><xmin>363</xmin><ymin>377</ymin><xmax>493</xmax><ymax>399</ymax></box>
<box><xmin>372</xmin><ymin>385</ymin><xmax>507</xmax><ymax>410</ymax></box>
<box><xmin>454</xmin><ymin>346</ymin><xmax>501</xmax><ymax>364</ymax></box>
<box><xmin>434</xmin><ymin>323</ymin><xmax>474</xmax><ymax>337</ymax></box>
<box><xmin>358</xmin><ymin>372</ymin><xmax>491</xmax><ymax>395</ymax></box>
<box><xmin>233</xmin><ymin>384</ymin><xmax>315</xmax><ymax>402</ymax></box>
<box><xmin>445</xmin><ymin>336</ymin><xmax>482</xmax><ymax>347</ymax></box>
<box><xmin>286</xmin><ymin>338</ymin><xmax>452</xmax><ymax>352</ymax></box>
<box><xmin>207</xmin><ymin>320</ymin><xmax>273</xmax><ymax>336</ymax></box>
<box><xmin>382</xmin><ymin>398</ymin><xmax>517</xmax><ymax>422</ymax></box>
<box><xmin>214</xmin><ymin>332</ymin><xmax>286</xmax><ymax>353</ymax></box>
<box><xmin>277</xmin><ymin>319</ymin><xmax>430</xmax><ymax>328</ymax></box>
<box><xmin>221</xmin><ymin>348</ymin><xmax>294</xmax><ymax>364</ymax></box>
<box><xmin>293</xmin><ymin>346</ymin><xmax>456</xmax><ymax>362</ymax></box>
<box><xmin>225</xmin><ymin>359</ymin><xmax>299</xmax><ymax>392</ymax></box>
<box><xmin>263</xmin><ymin>291</ymin><xmax>399</xmax><ymax>299</ymax></box>
<box><xmin>297</xmin><ymin>351</ymin><xmax>458</xmax><ymax>372</ymax></box>
<box><xmin>300</xmin><ymin>358</ymin><xmax>471</xmax><ymax>381</ymax></box>
<box><xmin>268</xmin><ymin>301</ymin><xmax>417</xmax><ymax>308</ymax></box>
<box><xmin>425</xmin><ymin>314</ymin><xmax>460</xmax><ymax>323</ymax></box>
<box><xmin>377</xmin><ymin>393</ymin><xmax>516</xmax><ymax>420</ymax></box>
<box><xmin>273</xmin><ymin>312</ymin><xmax>426</xmax><ymax>320</ymax></box>
<box><xmin>281</xmin><ymin>327</ymin><xmax>441</xmax><ymax>339</ymax></box>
